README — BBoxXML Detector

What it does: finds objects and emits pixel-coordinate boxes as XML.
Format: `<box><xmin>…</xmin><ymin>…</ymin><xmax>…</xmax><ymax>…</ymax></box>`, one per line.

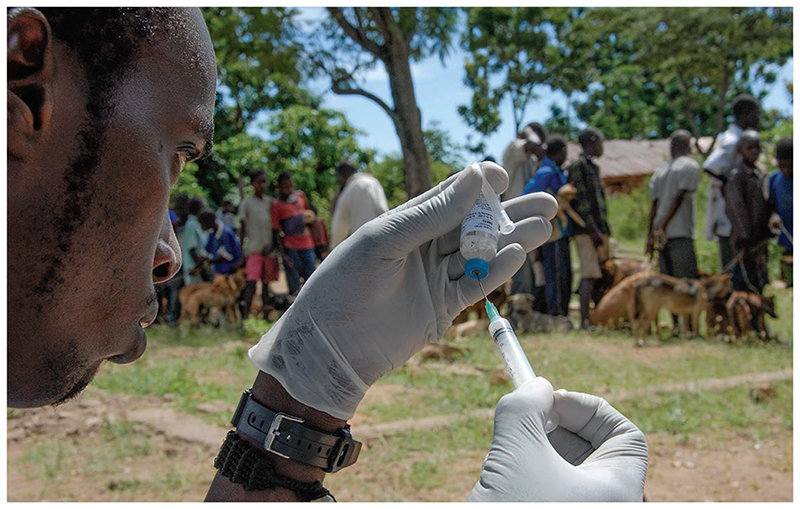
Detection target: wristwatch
<box><xmin>230</xmin><ymin>389</ymin><xmax>362</xmax><ymax>473</ymax></box>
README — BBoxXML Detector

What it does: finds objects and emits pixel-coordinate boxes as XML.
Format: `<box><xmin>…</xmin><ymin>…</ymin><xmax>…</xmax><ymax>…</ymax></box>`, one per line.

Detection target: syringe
<box><xmin>479</xmin><ymin>281</ymin><xmax>559</xmax><ymax>433</ymax></box>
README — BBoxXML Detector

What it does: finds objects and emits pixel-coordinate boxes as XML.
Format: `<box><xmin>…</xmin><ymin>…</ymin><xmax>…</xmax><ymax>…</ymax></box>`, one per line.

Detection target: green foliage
<box><xmin>459</xmin><ymin>7</ymin><xmax>792</xmax><ymax>145</ymax></box>
<box><xmin>459</xmin><ymin>7</ymin><xmax>551</xmax><ymax>139</ymax></box>
<box><xmin>542</xmin><ymin>101</ymin><xmax>580</xmax><ymax>140</ymax></box>
<box><xmin>606</xmin><ymin>184</ymin><xmax>651</xmax><ymax>241</ymax></box>
<box><xmin>560</xmin><ymin>7</ymin><xmax>793</xmax><ymax>144</ymax></box>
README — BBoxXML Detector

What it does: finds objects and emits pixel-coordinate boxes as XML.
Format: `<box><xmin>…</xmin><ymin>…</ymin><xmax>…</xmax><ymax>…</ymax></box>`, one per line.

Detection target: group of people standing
<box><xmin>502</xmin><ymin>122</ymin><xmax>612</xmax><ymax>328</ymax></box>
<box><xmin>502</xmin><ymin>94</ymin><xmax>793</xmax><ymax>329</ymax></box>
<box><xmin>157</xmin><ymin>160</ymin><xmax>388</xmax><ymax>324</ymax></box>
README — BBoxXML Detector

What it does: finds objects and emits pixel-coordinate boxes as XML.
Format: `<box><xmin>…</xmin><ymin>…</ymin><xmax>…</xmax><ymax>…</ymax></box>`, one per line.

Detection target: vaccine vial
<box><xmin>461</xmin><ymin>177</ymin><xmax>499</xmax><ymax>279</ymax></box>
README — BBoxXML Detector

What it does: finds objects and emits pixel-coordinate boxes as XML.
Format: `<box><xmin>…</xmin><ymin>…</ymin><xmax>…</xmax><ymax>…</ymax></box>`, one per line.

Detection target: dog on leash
<box><xmin>630</xmin><ymin>274</ymin><xmax>706</xmax><ymax>343</ymax></box>
<box><xmin>506</xmin><ymin>294</ymin><xmax>574</xmax><ymax>334</ymax></box>
<box><xmin>594</xmin><ymin>257</ymin><xmax>652</xmax><ymax>301</ymax></box>
<box><xmin>451</xmin><ymin>280</ymin><xmax>511</xmax><ymax>325</ymax></box>
<box><xmin>630</xmin><ymin>272</ymin><xmax>733</xmax><ymax>343</ymax></box>
<box><xmin>725</xmin><ymin>291</ymin><xmax>777</xmax><ymax>340</ymax></box>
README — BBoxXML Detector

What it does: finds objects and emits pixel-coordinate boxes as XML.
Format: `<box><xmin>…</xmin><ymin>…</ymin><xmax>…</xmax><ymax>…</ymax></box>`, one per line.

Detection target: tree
<box><xmin>262</xmin><ymin>105</ymin><xmax>375</xmax><ymax>220</ymax></box>
<box><xmin>558</xmin><ymin>7</ymin><xmax>793</xmax><ymax>151</ymax></box>
<box><xmin>459</xmin><ymin>7</ymin><xmax>550</xmax><ymax>140</ymax></box>
<box><xmin>301</xmin><ymin>7</ymin><xmax>459</xmax><ymax>197</ymax></box>
<box><xmin>196</xmin><ymin>7</ymin><xmax>310</xmax><ymax>205</ymax></box>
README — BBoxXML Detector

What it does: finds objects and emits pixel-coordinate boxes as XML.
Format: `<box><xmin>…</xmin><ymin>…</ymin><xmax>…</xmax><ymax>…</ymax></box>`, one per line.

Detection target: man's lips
<box><xmin>107</xmin><ymin>299</ymin><xmax>158</xmax><ymax>365</ymax></box>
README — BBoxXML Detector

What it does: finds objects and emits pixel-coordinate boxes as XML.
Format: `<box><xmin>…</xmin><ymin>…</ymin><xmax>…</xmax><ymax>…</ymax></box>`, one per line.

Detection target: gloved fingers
<box><xmin>498</xmin><ymin>216</ymin><xmax>553</xmax><ymax>252</ymax></box>
<box><xmin>552</xmin><ymin>389</ymin><xmax>648</xmax><ymax>456</ymax></box>
<box><xmin>502</xmin><ymin>192</ymin><xmax>559</xmax><ymax>223</ymax></box>
<box><xmin>435</xmin><ymin>192</ymin><xmax>559</xmax><ymax>256</ymax></box>
<box><xmin>451</xmin><ymin>243</ymin><xmax>526</xmax><ymax>310</ymax></box>
<box><xmin>444</xmin><ymin>216</ymin><xmax>551</xmax><ymax>279</ymax></box>
<box><xmin>492</xmin><ymin>377</ymin><xmax>555</xmax><ymax>441</ymax></box>
<box><xmin>478</xmin><ymin>161</ymin><xmax>509</xmax><ymax>195</ymax></box>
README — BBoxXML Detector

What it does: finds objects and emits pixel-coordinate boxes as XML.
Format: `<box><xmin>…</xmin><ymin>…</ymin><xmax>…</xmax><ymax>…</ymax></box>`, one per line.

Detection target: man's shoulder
<box><xmin>671</xmin><ymin>156</ymin><xmax>700</xmax><ymax>172</ymax></box>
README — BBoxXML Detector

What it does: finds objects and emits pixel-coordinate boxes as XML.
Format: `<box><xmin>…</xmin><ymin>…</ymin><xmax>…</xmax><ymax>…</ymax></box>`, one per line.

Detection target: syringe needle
<box><xmin>477</xmin><ymin>277</ymin><xmax>487</xmax><ymax>301</ymax></box>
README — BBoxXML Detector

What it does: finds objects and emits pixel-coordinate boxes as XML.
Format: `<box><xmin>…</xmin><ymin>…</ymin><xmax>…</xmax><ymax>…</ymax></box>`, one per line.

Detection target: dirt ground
<box><xmin>6</xmin><ymin>376</ymin><xmax>793</xmax><ymax>502</ymax></box>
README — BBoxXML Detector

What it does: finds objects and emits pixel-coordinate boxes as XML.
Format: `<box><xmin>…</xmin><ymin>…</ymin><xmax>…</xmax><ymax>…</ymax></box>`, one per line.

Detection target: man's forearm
<box><xmin>659</xmin><ymin>191</ymin><xmax>687</xmax><ymax>231</ymax></box>
<box><xmin>205</xmin><ymin>371</ymin><xmax>346</xmax><ymax>502</ymax></box>
<box><xmin>647</xmin><ymin>200</ymin><xmax>658</xmax><ymax>236</ymax></box>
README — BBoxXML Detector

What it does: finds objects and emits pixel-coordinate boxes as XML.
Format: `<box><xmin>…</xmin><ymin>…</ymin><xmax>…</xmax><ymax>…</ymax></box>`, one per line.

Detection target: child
<box><xmin>724</xmin><ymin>130</ymin><xmax>771</xmax><ymax>293</ymax></box>
<box><xmin>272</xmin><ymin>172</ymin><xmax>316</xmax><ymax>295</ymax></box>
<box><xmin>768</xmin><ymin>138</ymin><xmax>792</xmax><ymax>286</ymax></box>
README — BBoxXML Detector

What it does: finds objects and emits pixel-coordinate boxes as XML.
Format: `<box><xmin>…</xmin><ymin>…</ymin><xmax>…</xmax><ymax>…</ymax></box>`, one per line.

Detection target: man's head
<box><xmin>670</xmin><ymin>129</ymin><xmax>692</xmax><ymax>159</ymax></box>
<box><xmin>198</xmin><ymin>208</ymin><xmax>217</xmax><ymax>231</ymax></box>
<box><xmin>277</xmin><ymin>172</ymin><xmax>294</xmax><ymax>198</ymax></box>
<box><xmin>187</xmin><ymin>196</ymin><xmax>207</xmax><ymax>217</ymax></box>
<box><xmin>776</xmin><ymin>138</ymin><xmax>792</xmax><ymax>179</ymax></box>
<box><xmin>7</xmin><ymin>8</ymin><xmax>216</xmax><ymax>408</ymax></box>
<box><xmin>737</xmin><ymin>130</ymin><xmax>761</xmax><ymax>167</ymax></box>
<box><xmin>249</xmin><ymin>169</ymin><xmax>267</xmax><ymax>197</ymax></box>
<box><xmin>525</xmin><ymin>122</ymin><xmax>548</xmax><ymax>146</ymax></box>
<box><xmin>335</xmin><ymin>160</ymin><xmax>357</xmax><ymax>187</ymax></box>
<box><xmin>732</xmin><ymin>94</ymin><xmax>760</xmax><ymax>130</ymax></box>
<box><xmin>521</xmin><ymin>122</ymin><xmax>547</xmax><ymax>159</ymax></box>
<box><xmin>221</xmin><ymin>199</ymin><xmax>234</xmax><ymax>214</ymax></box>
<box><xmin>544</xmin><ymin>135</ymin><xmax>567</xmax><ymax>167</ymax></box>
<box><xmin>578</xmin><ymin>128</ymin><xmax>604</xmax><ymax>158</ymax></box>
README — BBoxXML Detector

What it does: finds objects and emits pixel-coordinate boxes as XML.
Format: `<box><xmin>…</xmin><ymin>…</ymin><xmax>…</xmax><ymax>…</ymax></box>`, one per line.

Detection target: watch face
<box><xmin>310</xmin><ymin>494</ymin><xmax>336</xmax><ymax>502</ymax></box>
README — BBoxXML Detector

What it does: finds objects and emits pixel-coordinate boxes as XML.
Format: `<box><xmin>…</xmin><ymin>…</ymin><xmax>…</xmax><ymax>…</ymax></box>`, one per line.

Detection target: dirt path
<box><xmin>7</xmin><ymin>369</ymin><xmax>793</xmax><ymax>502</ymax></box>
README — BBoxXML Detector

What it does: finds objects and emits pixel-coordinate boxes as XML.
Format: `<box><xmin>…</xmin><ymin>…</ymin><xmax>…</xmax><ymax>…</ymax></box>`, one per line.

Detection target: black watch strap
<box><xmin>231</xmin><ymin>389</ymin><xmax>361</xmax><ymax>473</ymax></box>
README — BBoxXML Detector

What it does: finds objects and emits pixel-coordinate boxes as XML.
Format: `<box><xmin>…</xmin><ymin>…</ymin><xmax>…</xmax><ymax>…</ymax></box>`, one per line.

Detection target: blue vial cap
<box><xmin>465</xmin><ymin>258</ymin><xmax>489</xmax><ymax>279</ymax></box>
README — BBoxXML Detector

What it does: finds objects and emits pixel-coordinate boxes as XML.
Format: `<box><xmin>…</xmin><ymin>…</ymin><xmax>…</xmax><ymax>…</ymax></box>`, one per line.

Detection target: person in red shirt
<box><xmin>272</xmin><ymin>172</ymin><xmax>317</xmax><ymax>295</ymax></box>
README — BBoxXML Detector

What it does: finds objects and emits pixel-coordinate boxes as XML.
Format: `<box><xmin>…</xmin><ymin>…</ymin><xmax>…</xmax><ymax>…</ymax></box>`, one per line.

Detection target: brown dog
<box><xmin>451</xmin><ymin>280</ymin><xmax>511</xmax><ymax>325</ymax></box>
<box><xmin>179</xmin><ymin>272</ymin><xmax>245</xmax><ymax>326</ymax></box>
<box><xmin>594</xmin><ymin>257</ymin><xmax>652</xmax><ymax>301</ymax></box>
<box><xmin>589</xmin><ymin>271</ymin><xmax>653</xmax><ymax>328</ymax></box>
<box><xmin>630</xmin><ymin>274</ymin><xmax>708</xmax><ymax>342</ymax></box>
<box><xmin>726</xmin><ymin>291</ymin><xmax>777</xmax><ymax>340</ymax></box>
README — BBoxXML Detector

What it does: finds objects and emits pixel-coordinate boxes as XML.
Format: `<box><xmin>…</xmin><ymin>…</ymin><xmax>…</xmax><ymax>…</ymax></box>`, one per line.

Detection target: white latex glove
<box><xmin>249</xmin><ymin>163</ymin><xmax>558</xmax><ymax>419</ymax></box>
<box><xmin>469</xmin><ymin>378</ymin><xmax>648</xmax><ymax>502</ymax></box>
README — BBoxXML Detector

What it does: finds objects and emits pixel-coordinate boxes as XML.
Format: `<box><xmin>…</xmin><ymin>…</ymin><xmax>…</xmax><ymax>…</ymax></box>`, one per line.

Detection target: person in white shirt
<box><xmin>702</xmin><ymin>94</ymin><xmax>760</xmax><ymax>268</ymax></box>
<box><xmin>329</xmin><ymin>160</ymin><xmax>389</xmax><ymax>250</ymax></box>
<box><xmin>502</xmin><ymin>123</ymin><xmax>548</xmax><ymax>302</ymax></box>
<box><xmin>501</xmin><ymin>122</ymin><xmax>545</xmax><ymax>202</ymax></box>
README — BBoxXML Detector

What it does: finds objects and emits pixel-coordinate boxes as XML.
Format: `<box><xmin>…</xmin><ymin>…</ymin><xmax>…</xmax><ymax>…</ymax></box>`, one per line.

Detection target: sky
<box><xmin>255</xmin><ymin>7</ymin><xmax>794</xmax><ymax>166</ymax></box>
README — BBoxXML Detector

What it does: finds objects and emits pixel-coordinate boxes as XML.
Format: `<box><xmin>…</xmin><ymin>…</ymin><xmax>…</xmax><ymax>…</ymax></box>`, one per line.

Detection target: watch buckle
<box><xmin>263</xmin><ymin>412</ymin><xmax>304</xmax><ymax>459</ymax></box>
<box><xmin>325</xmin><ymin>426</ymin><xmax>361</xmax><ymax>473</ymax></box>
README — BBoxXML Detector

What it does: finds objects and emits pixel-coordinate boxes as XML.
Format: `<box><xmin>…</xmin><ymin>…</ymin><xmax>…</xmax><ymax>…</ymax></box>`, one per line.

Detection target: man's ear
<box><xmin>8</xmin><ymin>8</ymin><xmax>53</xmax><ymax>156</ymax></box>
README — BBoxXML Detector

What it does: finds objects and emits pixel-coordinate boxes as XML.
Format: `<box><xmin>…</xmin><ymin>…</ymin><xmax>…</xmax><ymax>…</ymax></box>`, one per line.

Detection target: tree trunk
<box><xmin>385</xmin><ymin>42</ymin><xmax>432</xmax><ymax>198</ymax></box>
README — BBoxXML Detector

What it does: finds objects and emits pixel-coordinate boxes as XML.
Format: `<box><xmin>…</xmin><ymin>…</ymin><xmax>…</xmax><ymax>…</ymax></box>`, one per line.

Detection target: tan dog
<box><xmin>589</xmin><ymin>271</ymin><xmax>653</xmax><ymax>328</ymax></box>
<box><xmin>726</xmin><ymin>291</ymin><xmax>777</xmax><ymax>340</ymax></box>
<box><xmin>555</xmin><ymin>184</ymin><xmax>585</xmax><ymax>228</ymax></box>
<box><xmin>179</xmin><ymin>272</ymin><xmax>245</xmax><ymax>326</ymax></box>
<box><xmin>630</xmin><ymin>274</ymin><xmax>708</xmax><ymax>342</ymax></box>
<box><xmin>451</xmin><ymin>280</ymin><xmax>511</xmax><ymax>325</ymax></box>
<box><xmin>604</xmin><ymin>258</ymin><xmax>651</xmax><ymax>289</ymax></box>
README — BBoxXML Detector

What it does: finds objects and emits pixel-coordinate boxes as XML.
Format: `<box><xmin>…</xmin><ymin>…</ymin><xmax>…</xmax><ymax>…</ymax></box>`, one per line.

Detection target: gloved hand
<box><xmin>248</xmin><ymin>163</ymin><xmax>558</xmax><ymax>419</ymax></box>
<box><xmin>469</xmin><ymin>378</ymin><xmax>648</xmax><ymax>502</ymax></box>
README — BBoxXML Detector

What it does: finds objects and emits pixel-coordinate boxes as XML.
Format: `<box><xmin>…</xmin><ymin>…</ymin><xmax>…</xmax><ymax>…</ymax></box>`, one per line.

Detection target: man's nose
<box><xmin>152</xmin><ymin>213</ymin><xmax>182</xmax><ymax>283</ymax></box>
